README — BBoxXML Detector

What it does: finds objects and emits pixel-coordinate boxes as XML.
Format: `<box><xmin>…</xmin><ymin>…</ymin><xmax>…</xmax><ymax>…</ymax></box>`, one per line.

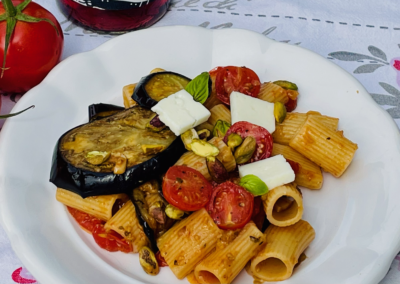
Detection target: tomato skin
<box><xmin>206</xmin><ymin>181</ymin><xmax>254</xmax><ymax>230</ymax></box>
<box><xmin>215</xmin><ymin>66</ymin><xmax>261</xmax><ymax>105</ymax></box>
<box><xmin>156</xmin><ymin>251</ymin><xmax>168</xmax><ymax>267</ymax></box>
<box><xmin>224</xmin><ymin>121</ymin><xmax>273</xmax><ymax>164</ymax></box>
<box><xmin>286</xmin><ymin>159</ymin><xmax>300</xmax><ymax>174</ymax></box>
<box><xmin>163</xmin><ymin>166</ymin><xmax>213</xmax><ymax>211</ymax></box>
<box><xmin>0</xmin><ymin>0</ymin><xmax>64</xmax><ymax>94</ymax></box>
<box><xmin>92</xmin><ymin>224</ymin><xmax>132</xmax><ymax>253</ymax></box>
<box><xmin>285</xmin><ymin>97</ymin><xmax>298</xmax><ymax>112</ymax></box>
<box><xmin>67</xmin><ymin>206</ymin><xmax>104</xmax><ymax>233</ymax></box>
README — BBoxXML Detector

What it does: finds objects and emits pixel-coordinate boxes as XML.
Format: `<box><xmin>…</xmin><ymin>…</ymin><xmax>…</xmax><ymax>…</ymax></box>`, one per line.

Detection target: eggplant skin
<box><xmin>132</xmin><ymin>71</ymin><xmax>191</xmax><ymax>109</ymax></box>
<box><xmin>88</xmin><ymin>103</ymin><xmax>125</xmax><ymax>122</ymax></box>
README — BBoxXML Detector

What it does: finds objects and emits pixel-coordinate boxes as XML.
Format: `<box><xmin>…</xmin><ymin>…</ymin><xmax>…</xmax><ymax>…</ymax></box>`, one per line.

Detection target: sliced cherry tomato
<box><xmin>206</xmin><ymin>181</ymin><xmax>254</xmax><ymax>230</ymax></box>
<box><xmin>209</xmin><ymin>66</ymin><xmax>222</xmax><ymax>96</ymax></box>
<box><xmin>285</xmin><ymin>97</ymin><xmax>298</xmax><ymax>112</ymax></box>
<box><xmin>156</xmin><ymin>251</ymin><xmax>168</xmax><ymax>267</ymax></box>
<box><xmin>251</xmin><ymin>197</ymin><xmax>266</xmax><ymax>231</ymax></box>
<box><xmin>286</xmin><ymin>159</ymin><xmax>300</xmax><ymax>174</ymax></box>
<box><xmin>92</xmin><ymin>224</ymin><xmax>132</xmax><ymax>253</ymax></box>
<box><xmin>162</xmin><ymin>165</ymin><xmax>213</xmax><ymax>211</ymax></box>
<box><xmin>67</xmin><ymin>206</ymin><xmax>104</xmax><ymax>233</ymax></box>
<box><xmin>215</xmin><ymin>66</ymin><xmax>261</xmax><ymax>105</ymax></box>
<box><xmin>224</xmin><ymin>121</ymin><xmax>273</xmax><ymax>163</ymax></box>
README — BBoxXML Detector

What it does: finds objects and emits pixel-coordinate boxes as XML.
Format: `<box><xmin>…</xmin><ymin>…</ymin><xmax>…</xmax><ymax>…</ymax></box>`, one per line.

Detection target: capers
<box><xmin>234</xmin><ymin>136</ymin><xmax>256</xmax><ymax>164</ymax></box>
<box><xmin>207</xmin><ymin>157</ymin><xmax>229</xmax><ymax>183</ymax></box>
<box><xmin>227</xmin><ymin>133</ymin><xmax>243</xmax><ymax>151</ymax></box>
<box><xmin>85</xmin><ymin>151</ymin><xmax>110</xmax><ymax>165</ymax></box>
<box><xmin>139</xmin><ymin>246</ymin><xmax>159</xmax><ymax>275</ymax></box>
<box><xmin>274</xmin><ymin>102</ymin><xmax>287</xmax><ymax>124</ymax></box>
<box><xmin>197</xmin><ymin>129</ymin><xmax>211</xmax><ymax>140</ymax></box>
<box><xmin>165</xmin><ymin>204</ymin><xmax>185</xmax><ymax>220</ymax></box>
<box><xmin>273</xmin><ymin>80</ymin><xmax>298</xmax><ymax>90</ymax></box>
<box><xmin>181</xmin><ymin>129</ymin><xmax>199</xmax><ymax>151</ymax></box>
<box><xmin>212</xmin><ymin>120</ymin><xmax>231</xmax><ymax>138</ymax></box>
<box><xmin>190</xmin><ymin>138</ymin><xmax>220</xmax><ymax>158</ymax></box>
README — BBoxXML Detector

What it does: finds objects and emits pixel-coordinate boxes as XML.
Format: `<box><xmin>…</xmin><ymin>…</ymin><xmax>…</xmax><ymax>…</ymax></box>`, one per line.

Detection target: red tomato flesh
<box><xmin>206</xmin><ymin>181</ymin><xmax>254</xmax><ymax>230</ymax></box>
<box><xmin>286</xmin><ymin>159</ymin><xmax>300</xmax><ymax>174</ymax></box>
<box><xmin>67</xmin><ymin>206</ymin><xmax>104</xmax><ymax>233</ymax></box>
<box><xmin>224</xmin><ymin>121</ymin><xmax>273</xmax><ymax>164</ymax></box>
<box><xmin>285</xmin><ymin>97</ymin><xmax>298</xmax><ymax>112</ymax></box>
<box><xmin>156</xmin><ymin>251</ymin><xmax>168</xmax><ymax>267</ymax></box>
<box><xmin>215</xmin><ymin>66</ymin><xmax>261</xmax><ymax>105</ymax></box>
<box><xmin>162</xmin><ymin>166</ymin><xmax>213</xmax><ymax>211</ymax></box>
<box><xmin>92</xmin><ymin>224</ymin><xmax>132</xmax><ymax>253</ymax></box>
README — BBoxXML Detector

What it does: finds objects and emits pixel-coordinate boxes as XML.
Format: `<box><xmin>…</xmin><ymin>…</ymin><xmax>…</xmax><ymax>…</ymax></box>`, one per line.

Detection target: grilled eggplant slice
<box><xmin>132</xmin><ymin>71</ymin><xmax>191</xmax><ymax>108</ymax></box>
<box><xmin>50</xmin><ymin>106</ymin><xmax>186</xmax><ymax>198</ymax></box>
<box><xmin>88</xmin><ymin>103</ymin><xmax>124</xmax><ymax>122</ymax></box>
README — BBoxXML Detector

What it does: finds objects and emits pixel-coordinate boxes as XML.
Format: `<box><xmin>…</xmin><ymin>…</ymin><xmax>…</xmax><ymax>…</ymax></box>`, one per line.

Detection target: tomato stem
<box><xmin>1</xmin><ymin>0</ymin><xmax>17</xmax><ymax>17</ymax></box>
<box><xmin>0</xmin><ymin>105</ymin><xmax>34</xmax><ymax>119</ymax></box>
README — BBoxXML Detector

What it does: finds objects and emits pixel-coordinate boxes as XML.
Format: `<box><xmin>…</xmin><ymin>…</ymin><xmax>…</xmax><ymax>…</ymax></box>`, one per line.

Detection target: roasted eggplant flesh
<box><xmin>132</xmin><ymin>72</ymin><xmax>191</xmax><ymax>108</ymax></box>
<box><xmin>60</xmin><ymin>107</ymin><xmax>176</xmax><ymax>173</ymax></box>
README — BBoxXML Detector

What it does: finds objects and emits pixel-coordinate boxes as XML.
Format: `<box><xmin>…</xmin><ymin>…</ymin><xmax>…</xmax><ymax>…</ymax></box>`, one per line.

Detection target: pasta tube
<box><xmin>157</xmin><ymin>208</ymin><xmax>220</xmax><ymax>279</ymax></box>
<box><xmin>272</xmin><ymin>143</ymin><xmax>323</xmax><ymax>189</ymax></box>
<box><xmin>204</xmin><ymin>92</ymin><xmax>223</xmax><ymax>110</ymax></box>
<box><xmin>208</xmin><ymin>137</ymin><xmax>236</xmax><ymax>172</ymax></box>
<box><xmin>175</xmin><ymin>152</ymin><xmax>211</xmax><ymax>180</ymax></box>
<box><xmin>289</xmin><ymin>115</ymin><xmax>358</xmax><ymax>177</ymax></box>
<box><xmin>194</xmin><ymin>221</ymin><xmax>265</xmax><ymax>284</ymax></box>
<box><xmin>122</xmin><ymin>83</ymin><xmax>137</xmax><ymax>108</ymax></box>
<box><xmin>104</xmin><ymin>200</ymin><xmax>149</xmax><ymax>253</ymax></box>
<box><xmin>258</xmin><ymin>82</ymin><xmax>290</xmax><ymax>104</ymax></box>
<box><xmin>250</xmin><ymin>220</ymin><xmax>315</xmax><ymax>282</ymax></box>
<box><xmin>208</xmin><ymin>104</ymin><xmax>231</xmax><ymax>126</ymax></box>
<box><xmin>262</xmin><ymin>183</ymin><xmax>303</xmax><ymax>227</ymax></box>
<box><xmin>56</xmin><ymin>188</ymin><xmax>129</xmax><ymax>221</ymax></box>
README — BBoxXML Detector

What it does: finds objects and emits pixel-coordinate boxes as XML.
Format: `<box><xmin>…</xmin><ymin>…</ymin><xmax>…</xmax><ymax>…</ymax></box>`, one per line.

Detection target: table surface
<box><xmin>1</xmin><ymin>0</ymin><xmax>400</xmax><ymax>283</ymax></box>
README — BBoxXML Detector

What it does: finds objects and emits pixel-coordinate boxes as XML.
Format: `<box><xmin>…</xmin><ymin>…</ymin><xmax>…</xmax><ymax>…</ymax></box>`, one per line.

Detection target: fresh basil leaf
<box><xmin>239</xmin><ymin>174</ymin><xmax>268</xmax><ymax>196</ymax></box>
<box><xmin>185</xmin><ymin>72</ymin><xmax>210</xmax><ymax>104</ymax></box>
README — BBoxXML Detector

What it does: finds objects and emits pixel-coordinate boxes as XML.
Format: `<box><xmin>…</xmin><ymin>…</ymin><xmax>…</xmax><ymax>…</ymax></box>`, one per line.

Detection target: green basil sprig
<box><xmin>239</xmin><ymin>174</ymin><xmax>269</xmax><ymax>196</ymax></box>
<box><xmin>185</xmin><ymin>72</ymin><xmax>210</xmax><ymax>104</ymax></box>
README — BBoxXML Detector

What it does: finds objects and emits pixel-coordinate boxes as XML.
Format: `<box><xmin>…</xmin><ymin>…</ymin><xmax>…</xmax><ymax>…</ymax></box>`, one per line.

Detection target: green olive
<box><xmin>190</xmin><ymin>138</ymin><xmax>220</xmax><ymax>158</ymax></box>
<box><xmin>273</xmin><ymin>80</ymin><xmax>298</xmax><ymax>90</ymax></box>
<box><xmin>212</xmin><ymin>120</ymin><xmax>231</xmax><ymax>138</ymax></box>
<box><xmin>227</xmin><ymin>133</ymin><xmax>243</xmax><ymax>151</ymax></box>
<box><xmin>274</xmin><ymin>102</ymin><xmax>287</xmax><ymax>124</ymax></box>
<box><xmin>139</xmin><ymin>246</ymin><xmax>159</xmax><ymax>275</ymax></box>
<box><xmin>239</xmin><ymin>174</ymin><xmax>269</xmax><ymax>196</ymax></box>
<box><xmin>165</xmin><ymin>204</ymin><xmax>185</xmax><ymax>220</ymax></box>
<box><xmin>181</xmin><ymin>129</ymin><xmax>199</xmax><ymax>151</ymax></box>
<box><xmin>85</xmin><ymin>151</ymin><xmax>110</xmax><ymax>165</ymax></box>
<box><xmin>234</xmin><ymin>136</ymin><xmax>256</xmax><ymax>164</ymax></box>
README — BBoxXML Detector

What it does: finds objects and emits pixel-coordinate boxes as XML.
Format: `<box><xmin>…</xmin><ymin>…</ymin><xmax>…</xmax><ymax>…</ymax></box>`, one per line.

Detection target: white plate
<box><xmin>1</xmin><ymin>26</ymin><xmax>400</xmax><ymax>284</ymax></box>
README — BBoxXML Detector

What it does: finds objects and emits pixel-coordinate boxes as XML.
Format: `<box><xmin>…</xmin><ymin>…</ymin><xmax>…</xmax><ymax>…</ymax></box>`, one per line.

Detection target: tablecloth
<box><xmin>1</xmin><ymin>0</ymin><xmax>400</xmax><ymax>283</ymax></box>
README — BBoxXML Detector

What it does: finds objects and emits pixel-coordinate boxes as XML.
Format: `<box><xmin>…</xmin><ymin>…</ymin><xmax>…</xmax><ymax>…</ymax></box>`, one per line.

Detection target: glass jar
<box><xmin>58</xmin><ymin>0</ymin><xmax>171</xmax><ymax>32</ymax></box>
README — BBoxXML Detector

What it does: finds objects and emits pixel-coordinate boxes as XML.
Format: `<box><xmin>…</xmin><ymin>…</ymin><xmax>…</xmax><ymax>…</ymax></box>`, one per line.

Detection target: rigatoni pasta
<box><xmin>257</xmin><ymin>82</ymin><xmax>289</xmax><ymax>104</ymax></box>
<box><xmin>157</xmin><ymin>208</ymin><xmax>220</xmax><ymax>279</ymax></box>
<box><xmin>289</xmin><ymin>115</ymin><xmax>358</xmax><ymax>177</ymax></box>
<box><xmin>262</xmin><ymin>183</ymin><xmax>303</xmax><ymax>227</ymax></box>
<box><xmin>208</xmin><ymin>104</ymin><xmax>231</xmax><ymax>126</ymax></box>
<box><xmin>175</xmin><ymin>152</ymin><xmax>211</xmax><ymax>180</ymax></box>
<box><xmin>194</xmin><ymin>222</ymin><xmax>265</xmax><ymax>284</ymax></box>
<box><xmin>250</xmin><ymin>220</ymin><xmax>315</xmax><ymax>282</ymax></box>
<box><xmin>56</xmin><ymin>188</ymin><xmax>129</xmax><ymax>221</ymax></box>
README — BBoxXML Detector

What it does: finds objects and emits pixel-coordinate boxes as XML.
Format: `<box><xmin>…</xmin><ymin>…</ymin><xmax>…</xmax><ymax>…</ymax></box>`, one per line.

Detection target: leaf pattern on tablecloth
<box><xmin>370</xmin><ymin>82</ymin><xmax>400</xmax><ymax>118</ymax></box>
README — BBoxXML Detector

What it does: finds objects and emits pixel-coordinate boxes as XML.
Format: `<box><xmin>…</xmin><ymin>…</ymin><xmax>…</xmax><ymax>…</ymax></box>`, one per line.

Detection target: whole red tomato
<box><xmin>0</xmin><ymin>0</ymin><xmax>63</xmax><ymax>94</ymax></box>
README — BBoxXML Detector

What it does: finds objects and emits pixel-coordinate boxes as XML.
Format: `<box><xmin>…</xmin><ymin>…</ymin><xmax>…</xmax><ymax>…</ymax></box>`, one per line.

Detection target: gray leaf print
<box><xmin>199</xmin><ymin>21</ymin><xmax>210</xmax><ymax>28</ymax></box>
<box><xmin>386</xmin><ymin>107</ymin><xmax>400</xmax><ymax>119</ymax></box>
<box><xmin>210</xmin><ymin>23</ymin><xmax>233</xmax><ymax>29</ymax></box>
<box><xmin>328</xmin><ymin>51</ymin><xmax>382</xmax><ymax>62</ymax></box>
<box><xmin>354</xmin><ymin>64</ymin><xmax>385</xmax><ymax>74</ymax></box>
<box><xmin>379</xmin><ymin>82</ymin><xmax>400</xmax><ymax>98</ymax></box>
<box><xmin>370</xmin><ymin>93</ymin><xmax>398</xmax><ymax>106</ymax></box>
<box><xmin>262</xmin><ymin>26</ymin><xmax>276</xmax><ymax>36</ymax></box>
<box><xmin>368</xmin><ymin>46</ymin><xmax>387</xmax><ymax>61</ymax></box>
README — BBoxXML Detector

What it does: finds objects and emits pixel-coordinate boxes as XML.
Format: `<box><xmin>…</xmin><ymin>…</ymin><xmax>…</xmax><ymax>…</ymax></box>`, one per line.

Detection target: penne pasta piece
<box><xmin>56</xmin><ymin>188</ymin><xmax>129</xmax><ymax>221</ymax></box>
<box><xmin>204</xmin><ymin>92</ymin><xmax>223</xmax><ymax>111</ymax></box>
<box><xmin>175</xmin><ymin>152</ymin><xmax>211</xmax><ymax>180</ymax></box>
<box><xmin>104</xmin><ymin>200</ymin><xmax>149</xmax><ymax>253</ymax></box>
<box><xmin>157</xmin><ymin>208</ymin><xmax>220</xmax><ymax>279</ymax></box>
<box><xmin>273</xmin><ymin>112</ymin><xmax>339</xmax><ymax>145</ymax></box>
<box><xmin>272</xmin><ymin>143</ymin><xmax>323</xmax><ymax>189</ymax></box>
<box><xmin>194</xmin><ymin>221</ymin><xmax>265</xmax><ymax>284</ymax></box>
<box><xmin>208</xmin><ymin>104</ymin><xmax>231</xmax><ymax>127</ymax></box>
<box><xmin>208</xmin><ymin>137</ymin><xmax>236</xmax><ymax>172</ymax></box>
<box><xmin>262</xmin><ymin>183</ymin><xmax>303</xmax><ymax>227</ymax></box>
<box><xmin>289</xmin><ymin>115</ymin><xmax>358</xmax><ymax>177</ymax></box>
<box><xmin>250</xmin><ymin>220</ymin><xmax>315</xmax><ymax>282</ymax></box>
<box><xmin>122</xmin><ymin>83</ymin><xmax>137</xmax><ymax>108</ymax></box>
<box><xmin>258</xmin><ymin>82</ymin><xmax>290</xmax><ymax>104</ymax></box>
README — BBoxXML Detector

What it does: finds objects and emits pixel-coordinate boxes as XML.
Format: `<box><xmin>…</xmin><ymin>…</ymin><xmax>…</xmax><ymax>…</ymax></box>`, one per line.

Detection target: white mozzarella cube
<box><xmin>230</xmin><ymin>91</ymin><xmax>276</xmax><ymax>133</ymax></box>
<box><xmin>239</xmin><ymin>155</ymin><xmax>295</xmax><ymax>190</ymax></box>
<box><xmin>151</xmin><ymin>90</ymin><xmax>211</xmax><ymax>136</ymax></box>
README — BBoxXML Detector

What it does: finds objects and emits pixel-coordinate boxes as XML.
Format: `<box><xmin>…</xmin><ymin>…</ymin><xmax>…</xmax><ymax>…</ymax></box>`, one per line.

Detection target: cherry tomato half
<box><xmin>67</xmin><ymin>206</ymin><xmax>104</xmax><ymax>233</ymax></box>
<box><xmin>206</xmin><ymin>181</ymin><xmax>254</xmax><ymax>230</ymax></box>
<box><xmin>162</xmin><ymin>166</ymin><xmax>213</xmax><ymax>211</ymax></box>
<box><xmin>92</xmin><ymin>224</ymin><xmax>132</xmax><ymax>253</ymax></box>
<box><xmin>224</xmin><ymin>121</ymin><xmax>273</xmax><ymax>164</ymax></box>
<box><xmin>215</xmin><ymin>66</ymin><xmax>261</xmax><ymax>105</ymax></box>
<box><xmin>156</xmin><ymin>251</ymin><xmax>168</xmax><ymax>267</ymax></box>
<box><xmin>285</xmin><ymin>97</ymin><xmax>298</xmax><ymax>112</ymax></box>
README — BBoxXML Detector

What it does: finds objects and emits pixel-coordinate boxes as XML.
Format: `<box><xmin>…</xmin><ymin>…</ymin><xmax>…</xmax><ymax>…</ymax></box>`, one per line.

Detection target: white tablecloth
<box><xmin>1</xmin><ymin>0</ymin><xmax>400</xmax><ymax>283</ymax></box>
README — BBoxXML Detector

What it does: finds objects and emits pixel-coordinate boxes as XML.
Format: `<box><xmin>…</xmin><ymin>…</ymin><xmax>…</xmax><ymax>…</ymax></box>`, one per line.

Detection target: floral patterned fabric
<box><xmin>0</xmin><ymin>0</ymin><xmax>399</xmax><ymax>283</ymax></box>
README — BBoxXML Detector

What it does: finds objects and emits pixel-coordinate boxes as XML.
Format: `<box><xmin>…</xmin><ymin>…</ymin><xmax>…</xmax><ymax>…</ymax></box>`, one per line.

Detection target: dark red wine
<box><xmin>58</xmin><ymin>0</ymin><xmax>170</xmax><ymax>32</ymax></box>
